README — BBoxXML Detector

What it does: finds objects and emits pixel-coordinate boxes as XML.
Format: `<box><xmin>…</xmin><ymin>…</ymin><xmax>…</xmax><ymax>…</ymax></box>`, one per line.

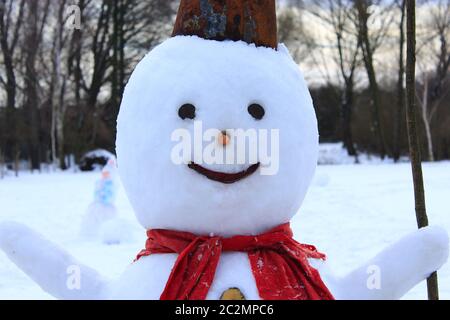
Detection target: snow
<box><xmin>318</xmin><ymin>143</ymin><xmax>409</xmax><ymax>165</ymax></box>
<box><xmin>82</xmin><ymin>149</ymin><xmax>115</xmax><ymax>161</ymax></box>
<box><xmin>0</xmin><ymin>161</ymin><xmax>449</xmax><ymax>299</ymax></box>
<box><xmin>0</xmin><ymin>171</ymin><xmax>143</xmax><ymax>299</ymax></box>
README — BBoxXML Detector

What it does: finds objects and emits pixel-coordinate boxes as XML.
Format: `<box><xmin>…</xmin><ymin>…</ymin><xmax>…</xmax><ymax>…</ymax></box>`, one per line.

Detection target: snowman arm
<box><xmin>0</xmin><ymin>221</ymin><xmax>108</xmax><ymax>300</ymax></box>
<box><xmin>333</xmin><ymin>226</ymin><xmax>449</xmax><ymax>300</ymax></box>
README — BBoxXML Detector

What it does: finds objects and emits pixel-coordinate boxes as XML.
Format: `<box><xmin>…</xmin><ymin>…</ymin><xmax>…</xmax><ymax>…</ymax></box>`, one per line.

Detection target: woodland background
<box><xmin>1</xmin><ymin>0</ymin><xmax>449</xmax><ymax>173</ymax></box>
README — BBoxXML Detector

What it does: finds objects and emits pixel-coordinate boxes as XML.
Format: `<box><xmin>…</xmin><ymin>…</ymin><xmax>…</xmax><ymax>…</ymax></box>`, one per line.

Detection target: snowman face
<box><xmin>116</xmin><ymin>36</ymin><xmax>318</xmax><ymax>236</ymax></box>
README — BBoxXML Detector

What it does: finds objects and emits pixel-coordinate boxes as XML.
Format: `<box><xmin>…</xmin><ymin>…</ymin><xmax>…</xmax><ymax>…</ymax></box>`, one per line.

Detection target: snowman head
<box><xmin>116</xmin><ymin>0</ymin><xmax>318</xmax><ymax>236</ymax></box>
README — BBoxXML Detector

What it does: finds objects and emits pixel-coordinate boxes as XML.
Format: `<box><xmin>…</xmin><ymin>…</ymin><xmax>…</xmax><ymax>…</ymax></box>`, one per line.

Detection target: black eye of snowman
<box><xmin>178</xmin><ymin>104</ymin><xmax>196</xmax><ymax>120</ymax></box>
<box><xmin>248</xmin><ymin>103</ymin><xmax>265</xmax><ymax>120</ymax></box>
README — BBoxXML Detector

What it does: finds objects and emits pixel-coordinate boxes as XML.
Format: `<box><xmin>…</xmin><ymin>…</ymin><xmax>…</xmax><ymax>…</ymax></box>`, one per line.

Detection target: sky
<box><xmin>294</xmin><ymin>2</ymin><xmax>442</xmax><ymax>86</ymax></box>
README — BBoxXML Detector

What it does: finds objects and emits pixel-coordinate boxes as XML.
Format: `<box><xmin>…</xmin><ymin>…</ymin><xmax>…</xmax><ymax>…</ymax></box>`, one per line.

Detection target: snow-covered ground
<box><xmin>0</xmin><ymin>161</ymin><xmax>449</xmax><ymax>300</ymax></box>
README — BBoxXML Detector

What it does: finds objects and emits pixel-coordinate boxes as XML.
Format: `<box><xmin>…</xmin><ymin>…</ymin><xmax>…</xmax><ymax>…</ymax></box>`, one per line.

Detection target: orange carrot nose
<box><xmin>218</xmin><ymin>131</ymin><xmax>230</xmax><ymax>146</ymax></box>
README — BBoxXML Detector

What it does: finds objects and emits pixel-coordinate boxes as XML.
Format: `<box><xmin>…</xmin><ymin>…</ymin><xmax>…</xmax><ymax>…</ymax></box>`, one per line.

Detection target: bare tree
<box><xmin>50</xmin><ymin>0</ymin><xmax>69</xmax><ymax>169</ymax></box>
<box><xmin>85</xmin><ymin>0</ymin><xmax>113</xmax><ymax>146</ymax></box>
<box><xmin>393</xmin><ymin>0</ymin><xmax>406</xmax><ymax>162</ymax></box>
<box><xmin>107</xmin><ymin>0</ymin><xmax>175</xmax><ymax>125</ymax></box>
<box><xmin>0</xmin><ymin>0</ymin><xmax>25</xmax><ymax>173</ymax></box>
<box><xmin>416</xmin><ymin>72</ymin><xmax>433</xmax><ymax>161</ymax></box>
<box><xmin>0</xmin><ymin>147</ymin><xmax>4</xmax><ymax>178</ymax></box>
<box><xmin>67</xmin><ymin>0</ymin><xmax>88</xmax><ymax>108</ymax></box>
<box><xmin>74</xmin><ymin>0</ymin><xmax>175</xmax><ymax>148</ymax></box>
<box><xmin>406</xmin><ymin>0</ymin><xmax>439</xmax><ymax>300</ymax></box>
<box><xmin>306</xmin><ymin>0</ymin><xmax>361</xmax><ymax>157</ymax></box>
<box><xmin>353</xmin><ymin>0</ymin><xmax>393</xmax><ymax>159</ymax></box>
<box><xmin>0</xmin><ymin>0</ymin><xmax>178</xmax><ymax>171</ymax></box>
<box><xmin>415</xmin><ymin>0</ymin><xmax>450</xmax><ymax>161</ymax></box>
<box><xmin>278</xmin><ymin>2</ymin><xmax>315</xmax><ymax>63</ymax></box>
<box><xmin>23</xmin><ymin>0</ymin><xmax>50</xmax><ymax>171</ymax></box>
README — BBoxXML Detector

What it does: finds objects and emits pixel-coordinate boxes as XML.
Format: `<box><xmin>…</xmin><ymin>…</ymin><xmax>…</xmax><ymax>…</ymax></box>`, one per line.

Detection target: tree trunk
<box><xmin>56</xmin><ymin>98</ymin><xmax>67</xmax><ymax>170</ymax></box>
<box><xmin>14</xmin><ymin>147</ymin><xmax>19</xmax><ymax>177</ymax></box>
<box><xmin>51</xmin><ymin>0</ymin><xmax>67</xmax><ymax>170</ymax></box>
<box><xmin>70</xmin><ymin>0</ymin><xmax>84</xmax><ymax>107</ymax></box>
<box><xmin>355</xmin><ymin>0</ymin><xmax>387</xmax><ymax>159</ymax></box>
<box><xmin>51</xmin><ymin>95</ymin><xmax>57</xmax><ymax>169</ymax></box>
<box><xmin>88</xmin><ymin>0</ymin><xmax>114</xmax><ymax>147</ymax></box>
<box><xmin>0</xmin><ymin>0</ymin><xmax>25</xmax><ymax>162</ymax></box>
<box><xmin>0</xmin><ymin>148</ymin><xmax>4</xmax><ymax>179</ymax></box>
<box><xmin>422</xmin><ymin>117</ymin><xmax>434</xmax><ymax>162</ymax></box>
<box><xmin>419</xmin><ymin>76</ymin><xmax>435</xmax><ymax>162</ymax></box>
<box><xmin>394</xmin><ymin>0</ymin><xmax>406</xmax><ymax>162</ymax></box>
<box><xmin>405</xmin><ymin>0</ymin><xmax>439</xmax><ymax>300</ymax></box>
<box><xmin>342</xmin><ymin>80</ymin><xmax>357</xmax><ymax>156</ymax></box>
<box><xmin>24</xmin><ymin>0</ymin><xmax>42</xmax><ymax>171</ymax></box>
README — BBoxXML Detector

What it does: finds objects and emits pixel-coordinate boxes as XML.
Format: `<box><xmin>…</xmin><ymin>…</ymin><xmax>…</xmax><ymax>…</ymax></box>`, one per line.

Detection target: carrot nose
<box><xmin>218</xmin><ymin>131</ymin><xmax>230</xmax><ymax>146</ymax></box>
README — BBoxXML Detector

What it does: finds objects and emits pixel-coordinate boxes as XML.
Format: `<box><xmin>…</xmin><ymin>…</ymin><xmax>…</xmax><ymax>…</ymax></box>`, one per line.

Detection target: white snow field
<box><xmin>0</xmin><ymin>161</ymin><xmax>449</xmax><ymax>300</ymax></box>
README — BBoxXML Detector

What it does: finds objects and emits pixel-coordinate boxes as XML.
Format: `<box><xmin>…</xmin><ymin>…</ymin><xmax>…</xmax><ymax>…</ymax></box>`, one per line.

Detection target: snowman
<box><xmin>0</xmin><ymin>0</ymin><xmax>448</xmax><ymax>300</ymax></box>
<box><xmin>79</xmin><ymin>159</ymin><xmax>119</xmax><ymax>239</ymax></box>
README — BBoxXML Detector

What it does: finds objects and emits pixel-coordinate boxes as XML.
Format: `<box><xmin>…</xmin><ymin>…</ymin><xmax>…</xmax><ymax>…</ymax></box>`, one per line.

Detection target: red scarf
<box><xmin>135</xmin><ymin>223</ymin><xmax>334</xmax><ymax>300</ymax></box>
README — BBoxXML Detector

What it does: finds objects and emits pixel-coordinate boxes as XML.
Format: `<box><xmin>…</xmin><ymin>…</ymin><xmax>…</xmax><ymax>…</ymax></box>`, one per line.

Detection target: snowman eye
<box><xmin>248</xmin><ymin>103</ymin><xmax>265</xmax><ymax>120</ymax></box>
<box><xmin>178</xmin><ymin>104</ymin><xmax>196</xmax><ymax>120</ymax></box>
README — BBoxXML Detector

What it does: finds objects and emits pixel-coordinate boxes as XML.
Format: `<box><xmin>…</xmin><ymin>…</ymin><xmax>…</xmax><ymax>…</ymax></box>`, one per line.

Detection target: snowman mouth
<box><xmin>188</xmin><ymin>162</ymin><xmax>260</xmax><ymax>184</ymax></box>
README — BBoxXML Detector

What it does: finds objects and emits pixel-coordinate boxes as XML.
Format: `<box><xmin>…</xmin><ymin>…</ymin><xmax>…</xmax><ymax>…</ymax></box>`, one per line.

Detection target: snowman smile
<box><xmin>188</xmin><ymin>162</ymin><xmax>260</xmax><ymax>184</ymax></box>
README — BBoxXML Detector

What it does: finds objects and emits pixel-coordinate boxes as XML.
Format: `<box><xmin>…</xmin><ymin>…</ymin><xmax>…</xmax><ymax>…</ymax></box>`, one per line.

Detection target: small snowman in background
<box><xmin>94</xmin><ymin>158</ymin><xmax>118</xmax><ymax>207</ymax></box>
<box><xmin>80</xmin><ymin>158</ymin><xmax>118</xmax><ymax>238</ymax></box>
<box><xmin>80</xmin><ymin>158</ymin><xmax>131</xmax><ymax>244</ymax></box>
